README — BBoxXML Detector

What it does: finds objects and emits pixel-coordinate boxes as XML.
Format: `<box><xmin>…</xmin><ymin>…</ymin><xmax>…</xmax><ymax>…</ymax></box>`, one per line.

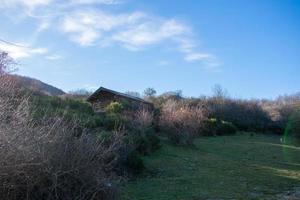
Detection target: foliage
<box><xmin>144</xmin><ymin>87</ymin><xmax>157</xmax><ymax>97</ymax></box>
<box><xmin>285</xmin><ymin>110</ymin><xmax>300</xmax><ymax>140</ymax></box>
<box><xmin>203</xmin><ymin>118</ymin><xmax>238</xmax><ymax>136</ymax></box>
<box><xmin>207</xmin><ymin>98</ymin><xmax>271</xmax><ymax>132</ymax></box>
<box><xmin>0</xmin><ymin>75</ymin><xmax>123</xmax><ymax>200</ymax></box>
<box><xmin>106</xmin><ymin>101</ymin><xmax>124</xmax><ymax>114</ymax></box>
<box><xmin>159</xmin><ymin>99</ymin><xmax>208</xmax><ymax>145</ymax></box>
<box><xmin>31</xmin><ymin>94</ymin><xmax>104</xmax><ymax>129</ymax></box>
<box><xmin>125</xmin><ymin>109</ymin><xmax>160</xmax><ymax>154</ymax></box>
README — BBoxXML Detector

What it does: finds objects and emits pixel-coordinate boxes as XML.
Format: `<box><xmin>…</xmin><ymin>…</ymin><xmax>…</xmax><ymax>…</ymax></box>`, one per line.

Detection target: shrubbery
<box><xmin>203</xmin><ymin>118</ymin><xmax>238</xmax><ymax>136</ymax></box>
<box><xmin>102</xmin><ymin>102</ymin><xmax>160</xmax><ymax>172</ymax></box>
<box><xmin>0</xmin><ymin>77</ymin><xmax>124</xmax><ymax>200</ymax></box>
<box><xmin>204</xmin><ymin>98</ymin><xmax>271</xmax><ymax>132</ymax></box>
<box><xmin>285</xmin><ymin>110</ymin><xmax>300</xmax><ymax>140</ymax></box>
<box><xmin>31</xmin><ymin>94</ymin><xmax>104</xmax><ymax>129</ymax></box>
<box><xmin>106</xmin><ymin>102</ymin><xmax>124</xmax><ymax>114</ymax></box>
<box><xmin>159</xmin><ymin>100</ymin><xmax>208</xmax><ymax>145</ymax></box>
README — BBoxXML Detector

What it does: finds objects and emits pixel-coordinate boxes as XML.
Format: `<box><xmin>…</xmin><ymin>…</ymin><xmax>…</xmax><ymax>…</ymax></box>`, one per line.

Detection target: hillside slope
<box><xmin>10</xmin><ymin>74</ymin><xmax>65</xmax><ymax>96</ymax></box>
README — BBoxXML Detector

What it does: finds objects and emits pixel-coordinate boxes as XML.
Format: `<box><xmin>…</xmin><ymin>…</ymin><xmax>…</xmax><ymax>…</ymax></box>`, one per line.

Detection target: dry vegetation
<box><xmin>159</xmin><ymin>99</ymin><xmax>208</xmax><ymax>144</ymax></box>
<box><xmin>0</xmin><ymin>52</ymin><xmax>124</xmax><ymax>200</ymax></box>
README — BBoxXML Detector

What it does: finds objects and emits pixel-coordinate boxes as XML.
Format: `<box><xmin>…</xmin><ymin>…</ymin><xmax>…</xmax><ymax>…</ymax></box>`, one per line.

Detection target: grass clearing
<box><xmin>121</xmin><ymin>133</ymin><xmax>300</xmax><ymax>200</ymax></box>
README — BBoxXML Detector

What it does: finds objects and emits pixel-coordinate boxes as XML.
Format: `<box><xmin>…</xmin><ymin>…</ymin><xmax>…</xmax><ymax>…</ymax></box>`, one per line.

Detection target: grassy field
<box><xmin>121</xmin><ymin>133</ymin><xmax>300</xmax><ymax>200</ymax></box>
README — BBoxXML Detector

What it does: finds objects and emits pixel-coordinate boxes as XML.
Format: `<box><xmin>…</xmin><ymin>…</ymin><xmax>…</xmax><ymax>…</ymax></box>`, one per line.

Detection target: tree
<box><xmin>144</xmin><ymin>87</ymin><xmax>157</xmax><ymax>97</ymax></box>
<box><xmin>212</xmin><ymin>84</ymin><xmax>228</xmax><ymax>99</ymax></box>
<box><xmin>0</xmin><ymin>51</ymin><xmax>16</xmax><ymax>75</ymax></box>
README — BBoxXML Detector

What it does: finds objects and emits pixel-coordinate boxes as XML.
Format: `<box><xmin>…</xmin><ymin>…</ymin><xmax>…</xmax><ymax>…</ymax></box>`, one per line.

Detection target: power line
<box><xmin>0</xmin><ymin>38</ymin><xmax>27</xmax><ymax>48</ymax></box>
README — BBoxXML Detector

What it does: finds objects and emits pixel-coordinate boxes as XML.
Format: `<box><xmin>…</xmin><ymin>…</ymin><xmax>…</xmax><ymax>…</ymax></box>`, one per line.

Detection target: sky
<box><xmin>0</xmin><ymin>0</ymin><xmax>299</xmax><ymax>99</ymax></box>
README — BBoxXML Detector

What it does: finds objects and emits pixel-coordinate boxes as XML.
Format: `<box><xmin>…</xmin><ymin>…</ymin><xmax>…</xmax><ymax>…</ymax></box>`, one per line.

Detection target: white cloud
<box><xmin>0</xmin><ymin>0</ymin><xmax>53</xmax><ymax>9</ymax></box>
<box><xmin>46</xmin><ymin>54</ymin><xmax>63</xmax><ymax>60</ymax></box>
<box><xmin>59</xmin><ymin>9</ymin><xmax>220</xmax><ymax>68</ymax></box>
<box><xmin>184</xmin><ymin>53</ymin><xmax>214</xmax><ymax>62</ymax></box>
<box><xmin>0</xmin><ymin>41</ymin><xmax>47</xmax><ymax>59</ymax></box>
<box><xmin>37</xmin><ymin>20</ymin><xmax>51</xmax><ymax>32</ymax></box>
<box><xmin>112</xmin><ymin>19</ymin><xmax>187</xmax><ymax>50</ymax></box>
<box><xmin>0</xmin><ymin>0</ymin><xmax>221</xmax><ymax>69</ymax></box>
<box><xmin>61</xmin><ymin>10</ymin><xmax>145</xmax><ymax>46</ymax></box>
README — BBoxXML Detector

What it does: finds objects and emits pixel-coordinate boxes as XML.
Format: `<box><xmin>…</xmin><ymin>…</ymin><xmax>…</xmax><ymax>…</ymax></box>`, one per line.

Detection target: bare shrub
<box><xmin>159</xmin><ymin>99</ymin><xmax>208</xmax><ymax>145</ymax></box>
<box><xmin>119</xmin><ymin>108</ymin><xmax>159</xmax><ymax>157</ymax></box>
<box><xmin>0</xmin><ymin>63</ymin><xmax>123</xmax><ymax>199</ymax></box>
<box><xmin>133</xmin><ymin>108</ymin><xmax>154</xmax><ymax>130</ymax></box>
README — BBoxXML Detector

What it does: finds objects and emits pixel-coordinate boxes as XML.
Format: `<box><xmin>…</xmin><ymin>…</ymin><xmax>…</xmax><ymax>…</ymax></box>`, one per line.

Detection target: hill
<box><xmin>10</xmin><ymin>74</ymin><xmax>65</xmax><ymax>96</ymax></box>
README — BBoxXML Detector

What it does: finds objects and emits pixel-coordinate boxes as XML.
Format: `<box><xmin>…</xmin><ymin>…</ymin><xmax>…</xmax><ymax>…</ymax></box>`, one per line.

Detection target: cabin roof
<box><xmin>87</xmin><ymin>87</ymin><xmax>152</xmax><ymax>105</ymax></box>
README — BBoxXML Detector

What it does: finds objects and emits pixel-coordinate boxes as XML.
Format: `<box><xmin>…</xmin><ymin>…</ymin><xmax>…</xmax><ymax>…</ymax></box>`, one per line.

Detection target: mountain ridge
<box><xmin>10</xmin><ymin>74</ymin><xmax>65</xmax><ymax>96</ymax></box>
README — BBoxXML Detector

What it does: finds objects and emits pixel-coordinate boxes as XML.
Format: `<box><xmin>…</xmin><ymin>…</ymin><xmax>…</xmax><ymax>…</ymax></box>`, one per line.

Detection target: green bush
<box><xmin>204</xmin><ymin>118</ymin><xmax>238</xmax><ymax>136</ymax></box>
<box><xmin>105</xmin><ymin>102</ymin><xmax>124</xmax><ymax>114</ymax></box>
<box><xmin>31</xmin><ymin>94</ymin><xmax>101</xmax><ymax>129</ymax></box>
<box><xmin>102</xmin><ymin>113</ymin><xmax>126</xmax><ymax>130</ymax></box>
<box><xmin>285</xmin><ymin>111</ymin><xmax>300</xmax><ymax>140</ymax></box>
<box><xmin>136</xmin><ymin>128</ymin><xmax>160</xmax><ymax>155</ymax></box>
<box><xmin>218</xmin><ymin>121</ymin><xmax>238</xmax><ymax>135</ymax></box>
<box><xmin>207</xmin><ymin>99</ymin><xmax>271</xmax><ymax>132</ymax></box>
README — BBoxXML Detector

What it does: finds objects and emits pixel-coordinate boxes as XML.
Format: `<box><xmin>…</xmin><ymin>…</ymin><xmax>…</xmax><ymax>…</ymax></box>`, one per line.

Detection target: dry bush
<box><xmin>159</xmin><ymin>100</ymin><xmax>208</xmax><ymax>145</ymax></box>
<box><xmin>123</xmin><ymin>108</ymin><xmax>159</xmax><ymax>156</ymax></box>
<box><xmin>133</xmin><ymin>108</ymin><xmax>154</xmax><ymax>130</ymax></box>
<box><xmin>0</xmin><ymin>71</ymin><xmax>123</xmax><ymax>199</ymax></box>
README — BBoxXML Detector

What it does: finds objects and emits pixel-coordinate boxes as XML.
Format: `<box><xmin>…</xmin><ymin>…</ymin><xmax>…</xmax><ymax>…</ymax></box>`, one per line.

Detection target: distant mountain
<box><xmin>10</xmin><ymin>74</ymin><xmax>65</xmax><ymax>96</ymax></box>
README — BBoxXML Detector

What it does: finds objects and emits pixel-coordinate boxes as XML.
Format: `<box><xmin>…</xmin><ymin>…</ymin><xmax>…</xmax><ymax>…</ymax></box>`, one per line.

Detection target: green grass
<box><xmin>121</xmin><ymin>133</ymin><xmax>300</xmax><ymax>200</ymax></box>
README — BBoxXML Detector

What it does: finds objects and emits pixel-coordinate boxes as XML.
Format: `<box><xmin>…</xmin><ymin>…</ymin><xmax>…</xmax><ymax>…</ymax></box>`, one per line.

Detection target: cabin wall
<box><xmin>90</xmin><ymin>91</ymin><xmax>152</xmax><ymax>113</ymax></box>
<box><xmin>91</xmin><ymin>91</ymin><xmax>115</xmax><ymax>112</ymax></box>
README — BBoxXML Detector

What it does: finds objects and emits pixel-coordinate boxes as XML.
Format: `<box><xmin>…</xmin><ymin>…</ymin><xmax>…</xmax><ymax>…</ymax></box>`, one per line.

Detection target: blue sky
<box><xmin>0</xmin><ymin>0</ymin><xmax>299</xmax><ymax>99</ymax></box>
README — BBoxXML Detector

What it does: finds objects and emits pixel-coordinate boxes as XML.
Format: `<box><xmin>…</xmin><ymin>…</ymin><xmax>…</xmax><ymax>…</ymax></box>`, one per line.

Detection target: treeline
<box><xmin>142</xmin><ymin>86</ymin><xmax>300</xmax><ymax>144</ymax></box>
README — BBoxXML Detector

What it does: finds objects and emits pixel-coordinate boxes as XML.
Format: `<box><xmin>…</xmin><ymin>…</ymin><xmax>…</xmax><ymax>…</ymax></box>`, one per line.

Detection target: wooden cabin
<box><xmin>87</xmin><ymin>87</ymin><xmax>153</xmax><ymax>113</ymax></box>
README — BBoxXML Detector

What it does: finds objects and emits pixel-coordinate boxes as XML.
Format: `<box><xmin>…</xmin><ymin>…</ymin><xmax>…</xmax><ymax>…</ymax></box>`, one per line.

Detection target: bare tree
<box><xmin>144</xmin><ymin>87</ymin><xmax>156</xmax><ymax>97</ymax></box>
<box><xmin>0</xmin><ymin>51</ymin><xmax>16</xmax><ymax>75</ymax></box>
<box><xmin>212</xmin><ymin>84</ymin><xmax>228</xmax><ymax>99</ymax></box>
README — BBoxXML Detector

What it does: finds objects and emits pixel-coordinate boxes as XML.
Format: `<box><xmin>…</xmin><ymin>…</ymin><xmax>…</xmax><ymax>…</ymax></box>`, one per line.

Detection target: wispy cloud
<box><xmin>0</xmin><ymin>41</ymin><xmax>47</xmax><ymax>59</ymax></box>
<box><xmin>0</xmin><ymin>0</ymin><xmax>221</xmax><ymax>69</ymax></box>
<box><xmin>112</xmin><ymin>19</ymin><xmax>188</xmax><ymax>50</ymax></box>
<box><xmin>61</xmin><ymin>10</ymin><xmax>145</xmax><ymax>46</ymax></box>
<box><xmin>0</xmin><ymin>0</ymin><xmax>53</xmax><ymax>10</ymax></box>
<box><xmin>45</xmin><ymin>54</ymin><xmax>63</xmax><ymax>60</ymax></box>
<box><xmin>184</xmin><ymin>53</ymin><xmax>214</xmax><ymax>62</ymax></box>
